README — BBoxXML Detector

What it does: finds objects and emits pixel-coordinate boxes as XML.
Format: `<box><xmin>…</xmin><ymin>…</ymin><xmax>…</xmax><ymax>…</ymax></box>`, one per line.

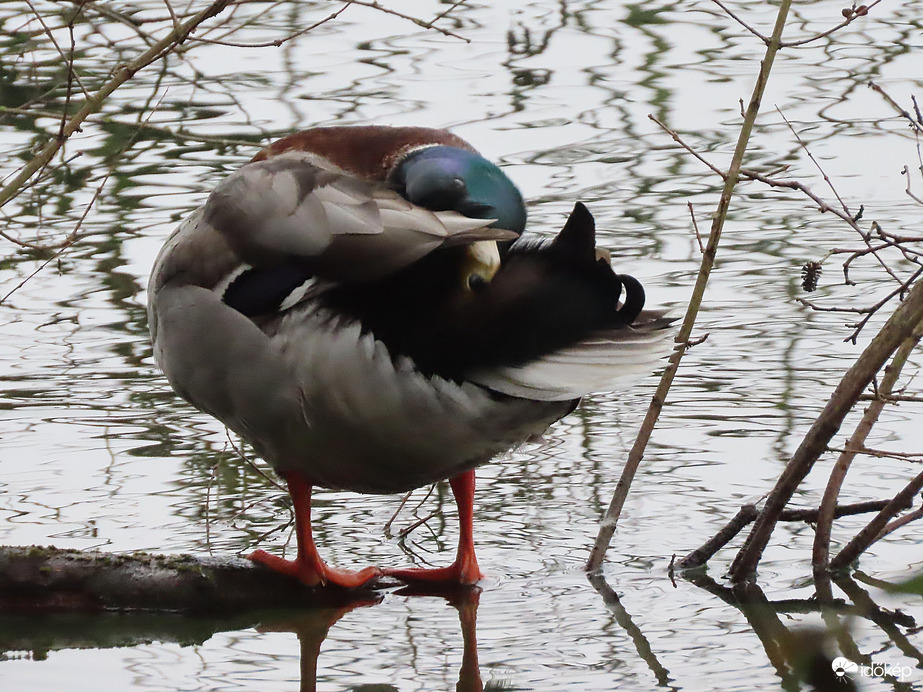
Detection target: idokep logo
<box><xmin>831</xmin><ymin>656</ymin><xmax>913</xmax><ymax>682</ymax></box>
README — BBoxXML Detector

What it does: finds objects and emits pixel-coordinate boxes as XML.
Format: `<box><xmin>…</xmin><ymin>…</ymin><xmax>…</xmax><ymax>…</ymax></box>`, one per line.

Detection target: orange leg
<box><xmin>383</xmin><ymin>469</ymin><xmax>484</xmax><ymax>585</ymax></box>
<box><xmin>248</xmin><ymin>471</ymin><xmax>381</xmax><ymax>588</ymax></box>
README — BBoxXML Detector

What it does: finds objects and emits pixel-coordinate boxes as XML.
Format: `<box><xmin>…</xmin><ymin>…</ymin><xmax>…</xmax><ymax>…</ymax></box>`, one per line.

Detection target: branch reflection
<box><xmin>590</xmin><ymin>568</ymin><xmax>920</xmax><ymax>691</ymax></box>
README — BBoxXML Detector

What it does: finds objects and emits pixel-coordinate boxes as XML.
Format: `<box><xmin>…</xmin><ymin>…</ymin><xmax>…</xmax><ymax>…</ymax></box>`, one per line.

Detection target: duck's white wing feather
<box><xmin>203</xmin><ymin>150</ymin><xmax>514</xmax><ymax>282</ymax></box>
<box><xmin>467</xmin><ymin>312</ymin><xmax>676</xmax><ymax>401</ymax></box>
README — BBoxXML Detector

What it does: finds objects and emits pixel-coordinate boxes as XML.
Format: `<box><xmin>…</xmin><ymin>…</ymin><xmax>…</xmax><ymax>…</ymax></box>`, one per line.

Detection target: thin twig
<box><xmin>386</xmin><ymin>484</ymin><xmax>438</xmax><ymax>539</ymax></box>
<box><xmin>858</xmin><ymin>393</ymin><xmax>923</xmax><ymax>403</ymax></box>
<box><xmin>709</xmin><ymin>0</ymin><xmax>768</xmax><ymax>43</ymax></box>
<box><xmin>876</xmin><ymin>506</ymin><xmax>923</xmax><ymax>542</ymax></box>
<box><xmin>870</xmin><ymin>81</ymin><xmax>923</xmax><ymax>136</ymax></box>
<box><xmin>586</xmin><ymin>0</ymin><xmax>795</xmax><ymax>574</ymax></box>
<box><xmin>776</xmin><ymin>106</ymin><xmax>851</xmax><ymax>217</ymax></box>
<box><xmin>831</xmin><ymin>469</ymin><xmax>923</xmax><ymax>571</ymax></box>
<box><xmin>0</xmin><ymin>0</ymin><xmax>234</xmax><ymax>215</ymax></box>
<box><xmin>205</xmin><ymin>460</ymin><xmax>219</xmax><ymax>555</ymax></box>
<box><xmin>648</xmin><ymin>115</ymin><xmax>726</xmax><ymax>179</ymax></box>
<box><xmin>23</xmin><ymin>0</ymin><xmax>91</xmax><ymax>99</ymax></box>
<box><xmin>688</xmin><ymin>202</ymin><xmax>706</xmax><ymax>254</ymax></box>
<box><xmin>397</xmin><ymin>509</ymin><xmax>440</xmax><ymax>539</ymax></box>
<box><xmin>384</xmin><ymin>491</ymin><xmax>416</xmax><ymax>536</ymax></box>
<box><xmin>186</xmin><ymin>4</ymin><xmax>349</xmax><ymax>48</ymax></box>
<box><xmin>226</xmin><ymin>430</ymin><xmax>285</xmax><ymax>491</ymax></box>
<box><xmin>781</xmin><ymin>1</ymin><xmax>881</xmax><ymax>48</ymax></box>
<box><xmin>730</xmin><ymin>279</ymin><xmax>923</xmax><ymax>582</ymax></box>
<box><xmin>426</xmin><ymin>0</ymin><xmax>468</xmax><ymax>29</ymax></box>
<box><xmin>827</xmin><ymin>446</ymin><xmax>923</xmax><ymax>463</ymax></box>
<box><xmin>342</xmin><ymin>0</ymin><xmax>470</xmax><ymax>42</ymax></box>
<box><xmin>0</xmin><ymin>166</ymin><xmax>112</xmax><ymax>305</ymax></box>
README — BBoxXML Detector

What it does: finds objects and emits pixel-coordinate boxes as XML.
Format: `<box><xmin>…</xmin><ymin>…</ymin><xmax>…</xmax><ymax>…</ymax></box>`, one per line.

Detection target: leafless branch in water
<box><xmin>638</xmin><ymin>22</ymin><xmax>923</xmax><ymax>582</ymax></box>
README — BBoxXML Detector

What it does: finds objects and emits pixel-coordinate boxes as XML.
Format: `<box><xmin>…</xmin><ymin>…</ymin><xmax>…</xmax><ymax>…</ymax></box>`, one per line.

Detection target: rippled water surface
<box><xmin>1</xmin><ymin>1</ymin><xmax>922</xmax><ymax>690</ymax></box>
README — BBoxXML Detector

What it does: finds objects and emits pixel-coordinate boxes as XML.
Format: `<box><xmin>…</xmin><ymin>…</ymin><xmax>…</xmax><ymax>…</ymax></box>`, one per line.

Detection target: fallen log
<box><xmin>0</xmin><ymin>545</ymin><xmax>385</xmax><ymax>614</ymax></box>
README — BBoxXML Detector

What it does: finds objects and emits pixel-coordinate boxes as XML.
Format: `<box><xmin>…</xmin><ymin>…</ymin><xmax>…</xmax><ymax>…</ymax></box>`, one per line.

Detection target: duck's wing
<box><xmin>203</xmin><ymin>150</ymin><xmax>516</xmax><ymax>283</ymax></box>
<box><xmin>466</xmin><ymin>310</ymin><xmax>676</xmax><ymax>402</ymax></box>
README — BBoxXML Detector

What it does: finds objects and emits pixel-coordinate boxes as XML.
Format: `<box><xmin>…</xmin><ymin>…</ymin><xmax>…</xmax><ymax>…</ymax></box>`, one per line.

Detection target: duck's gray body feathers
<box><xmin>148</xmin><ymin>127</ymin><xmax>672</xmax><ymax>495</ymax></box>
<box><xmin>149</xmin><ymin>154</ymin><xmax>572</xmax><ymax>494</ymax></box>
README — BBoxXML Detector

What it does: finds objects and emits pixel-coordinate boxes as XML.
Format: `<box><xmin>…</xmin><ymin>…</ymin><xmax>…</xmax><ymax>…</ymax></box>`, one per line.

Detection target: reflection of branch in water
<box><xmin>587</xmin><ymin>573</ymin><xmax>675</xmax><ymax>689</ymax></box>
<box><xmin>687</xmin><ymin>570</ymin><xmax>922</xmax><ymax>689</ymax></box>
<box><xmin>832</xmin><ymin>573</ymin><xmax>922</xmax><ymax>668</ymax></box>
<box><xmin>0</xmin><ymin>567</ymin><xmax>492</xmax><ymax>692</ymax></box>
<box><xmin>684</xmin><ymin>573</ymin><xmax>856</xmax><ymax>691</ymax></box>
<box><xmin>0</xmin><ymin>610</ymin><xmax>274</xmax><ymax>660</ymax></box>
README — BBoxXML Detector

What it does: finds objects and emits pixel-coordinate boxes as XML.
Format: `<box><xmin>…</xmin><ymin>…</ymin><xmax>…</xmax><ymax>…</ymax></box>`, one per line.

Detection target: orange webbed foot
<box><xmin>382</xmin><ymin>555</ymin><xmax>483</xmax><ymax>586</ymax></box>
<box><xmin>248</xmin><ymin>549</ymin><xmax>381</xmax><ymax>589</ymax></box>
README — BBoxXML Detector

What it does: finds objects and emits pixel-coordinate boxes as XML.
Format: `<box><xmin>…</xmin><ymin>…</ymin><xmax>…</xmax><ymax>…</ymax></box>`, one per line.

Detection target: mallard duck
<box><xmin>148</xmin><ymin>126</ymin><xmax>672</xmax><ymax>588</ymax></box>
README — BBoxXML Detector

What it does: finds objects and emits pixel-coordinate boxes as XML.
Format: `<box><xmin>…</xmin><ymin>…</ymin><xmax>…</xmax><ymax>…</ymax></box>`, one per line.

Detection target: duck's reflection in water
<box><xmin>259</xmin><ymin>586</ymin><xmax>485</xmax><ymax>692</ymax></box>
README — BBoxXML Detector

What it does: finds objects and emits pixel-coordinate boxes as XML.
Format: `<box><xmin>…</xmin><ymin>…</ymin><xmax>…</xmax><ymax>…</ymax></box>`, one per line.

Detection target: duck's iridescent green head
<box><xmin>391</xmin><ymin>145</ymin><xmax>527</xmax><ymax>234</ymax></box>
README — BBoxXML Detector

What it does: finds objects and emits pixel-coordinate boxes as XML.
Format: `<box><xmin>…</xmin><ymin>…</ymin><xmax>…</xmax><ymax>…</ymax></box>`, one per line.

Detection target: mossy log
<box><xmin>0</xmin><ymin>545</ymin><xmax>385</xmax><ymax>614</ymax></box>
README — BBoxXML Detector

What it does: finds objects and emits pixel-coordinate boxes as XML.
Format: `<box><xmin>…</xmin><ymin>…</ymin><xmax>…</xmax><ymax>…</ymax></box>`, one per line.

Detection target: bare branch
<box><xmin>729</xmin><ymin>278</ymin><xmax>923</xmax><ymax>582</ymax></box>
<box><xmin>587</xmin><ymin>0</ymin><xmax>796</xmax><ymax>574</ymax></box>
<box><xmin>776</xmin><ymin>106</ymin><xmax>852</xmax><ymax>217</ymax></box>
<box><xmin>870</xmin><ymin>81</ymin><xmax>923</xmax><ymax>136</ymax></box>
<box><xmin>781</xmin><ymin>1</ymin><xmax>881</xmax><ymax>48</ymax></box>
<box><xmin>688</xmin><ymin>202</ymin><xmax>706</xmax><ymax>254</ymax></box>
<box><xmin>709</xmin><ymin>0</ymin><xmax>768</xmax><ymax>43</ymax></box>
<box><xmin>831</xmin><ymin>469</ymin><xmax>923</xmax><ymax>571</ymax></box>
<box><xmin>342</xmin><ymin>0</ymin><xmax>470</xmax><ymax>42</ymax></box>
<box><xmin>677</xmin><ymin>499</ymin><xmax>905</xmax><ymax>570</ymax></box>
<box><xmin>23</xmin><ymin>0</ymin><xmax>91</xmax><ymax>99</ymax></box>
<box><xmin>186</xmin><ymin>3</ymin><xmax>350</xmax><ymax>48</ymax></box>
<box><xmin>827</xmin><ymin>446</ymin><xmax>923</xmax><ymax>463</ymax></box>
<box><xmin>0</xmin><ymin>0</ymin><xmax>235</xmax><ymax>216</ymax></box>
<box><xmin>813</xmin><ymin>326</ymin><xmax>923</xmax><ymax>574</ymax></box>
<box><xmin>648</xmin><ymin>115</ymin><xmax>726</xmax><ymax>179</ymax></box>
<box><xmin>876</xmin><ymin>505</ymin><xmax>923</xmax><ymax>541</ymax></box>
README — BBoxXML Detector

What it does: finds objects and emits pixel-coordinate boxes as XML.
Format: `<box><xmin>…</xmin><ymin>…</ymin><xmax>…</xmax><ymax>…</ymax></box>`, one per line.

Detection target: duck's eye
<box><xmin>467</xmin><ymin>273</ymin><xmax>489</xmax><ymax>292</ymax></box>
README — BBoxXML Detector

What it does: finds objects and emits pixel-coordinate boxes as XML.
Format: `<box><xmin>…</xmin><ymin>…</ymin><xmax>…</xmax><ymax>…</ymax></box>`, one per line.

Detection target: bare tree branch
<box><xmin>587</xmin><ymin>0</ymin><xmax>795</xmax><ymax>574</ymax></box>
<box><xmin>831</xmin><ymin>470</ymin><xmax>923</xmax><ymax>571</ymax></box>
<box><xmin>729</xmin><ymin>279</ymin><xmax>923</xmax><ymax>582</ymax></box>
<box><xmin>0</xmin><ymin>0</ymin><xmax>235</xmax><ymax>218</ymax></box>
